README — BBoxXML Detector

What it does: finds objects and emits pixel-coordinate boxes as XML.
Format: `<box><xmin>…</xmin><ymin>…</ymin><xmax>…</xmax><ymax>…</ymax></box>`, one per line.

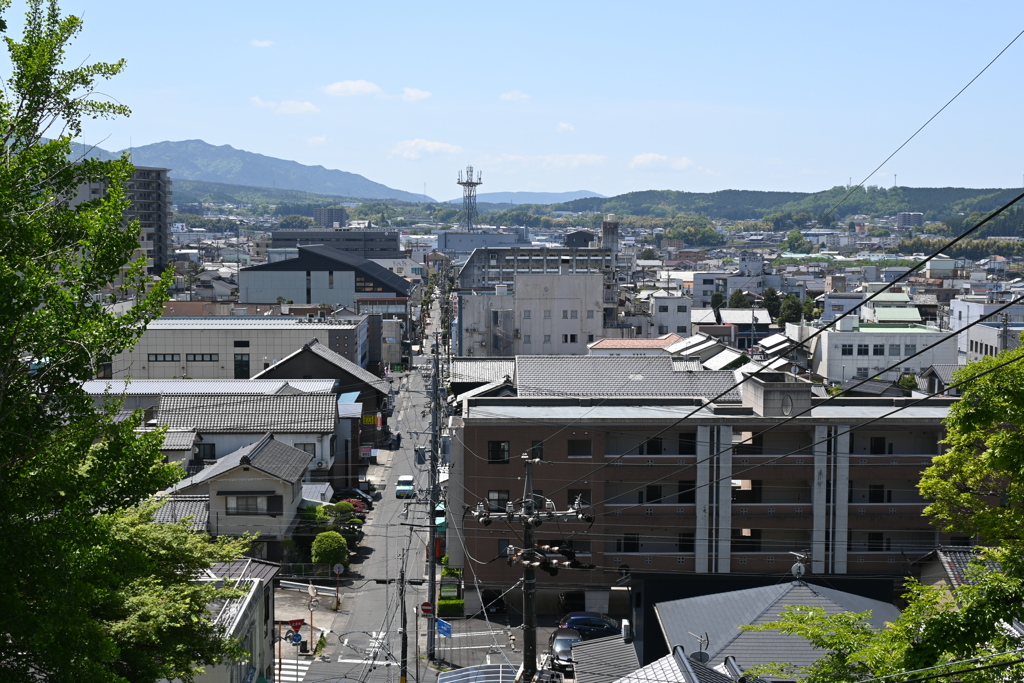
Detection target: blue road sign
<box><xmin>438</xmin><ymin>619</ymin><xmax>452</xmax><ymax>638</ymax></box>
<box><xmin>291</xmin><ymin>632</ymin><xmax>303</xmax><ymax>644</ymax></box>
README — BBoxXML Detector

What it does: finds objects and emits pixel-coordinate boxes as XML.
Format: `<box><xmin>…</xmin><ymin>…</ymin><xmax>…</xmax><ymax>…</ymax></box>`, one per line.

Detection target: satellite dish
<box><xmin>792</xmin><ymin>562</ymin><xmax>806</xmax><ymax>579</ymax></box>
<box><xmin>691</xmin><ymin>651</ymin><xmax>710</xmax><ymax>663</ymax></box>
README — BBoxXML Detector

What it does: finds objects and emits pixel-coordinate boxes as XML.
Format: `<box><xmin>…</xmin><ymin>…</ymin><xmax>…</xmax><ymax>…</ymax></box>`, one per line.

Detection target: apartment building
<box><xmin>448</xmin><ymin>356</ymin><xmax>956</xmax><ymax>589</ymax></box>
<box><xmin>74</xmin><ymin>165</ymin><xmax>172</xmax><ymax>275</ymax></box>
<box><xmin>270</xmin><ymin>229</ymin><xmax>402</xmax><ymax>258</ymax></box>
<box><xmin>110</xmin><ymin>315</ymin><xmax>371</xmax><ymax>379</ymax></box>
<box><xmin>949</xmin><ymin>295</ymin><xmax>1024</xmax><ymax>357</ymax></box>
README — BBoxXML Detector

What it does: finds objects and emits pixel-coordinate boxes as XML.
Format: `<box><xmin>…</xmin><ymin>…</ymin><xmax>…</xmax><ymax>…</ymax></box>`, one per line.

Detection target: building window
<box><xmin>571</xmin><ymin>310</ymin><xmax>578</xmax><ymax>319</ymax></box>
<box><xmin>618</xmin><ymin>534</ymin><xmax>640</xmax><ymax>553</ymax></box>
<box><xmin>905</xmin><ymin>344</ymin><xmax>917</xmax><ymax>355</ymax></box>
<box><xmin>196</xmin><ymin>443</ymin><xmax>216</xmax><ymax>459</ymax></box>
<box><xmin>856</xmin><ymin>367</ymin><xmax>869</xmax><ymax>378</ymax></box>
<box><xmin>873</xmin><ymin>344</ymin><xmax>884</xmax><ymax>356</ymax></box>
<box><xmin>186</xmin><ymin>353</ymin><xmax>219</xmax><ymax>362</ymax></box>
<box><xmin>328</xmin><ymin>270</ymin><xmax>334</xmax><ymax>289</ymax></box>
<box><xmin>530</xmin><ymin>440</ymin><xmax>543</xmax><ymax>460</ymax></box>
<box><xmin>147</xmin><ymin>353</ymin><xmax>181</xmax><ymax>362</ymax></box>
<box><xmin>702</xmin><ymin>279</ymin><xmax>714</xmax><ymax>285</ymax></box>
<box><xmin>544</xmin><ymin>310</ymin><xmax>551</xmax><ymax>319</ymax></box>
<box><xmin>567</xmin><ymin>439</ymin><xmax>592</xmax><ymax>457</ymax></box>
<box><xmin>658</xmin><ymin>325</ymin><xmax>669</xmax><ymax>335</ymax></box>
<box><xmin>678</xmin><ymin>480</ymin><xmax>696</xmax><ymax>504</ymax></box>
<box><xmin>543</xmin><ymin>334</ymin><xmax>551</xmax><ymax>343</ymax></box>
<box><xmin>639</xmin><ymin>437</ymin><xmax>663</xmax><ymax>455</ymax></box>
<box><xmin>658</xmin><ymin>305</ymin><xmax>669</xmax><ymax>313</ymax></box>
<box><xmin>226</xmin><ymin>496</ymin><xmax>267</xmax><ymax>515</ymax></box>
<box><xmin>679</xmin><ymin>433</ymin><xmax>697</xmax><ymax>455</ymax></box>
<box><xmin>645</xmin><ymin>484</ymin><xmax>663</xmax><ymax>503</ymax></box>
<box><xmin>587</xmin><ymin>310</ymin><xmax>594</xmax><ymax>319</ymax></box>
<box><xmin>487</xmin><ymin>441</ymin><xmax>510</xmax><ymax>464</ymax></box>
<box><xmin>523</xmin><ymin>334</ymin><xmax>531</xmax><ymax>344</ymax></box>
<box><xmin>587</xmin><ymin>334</ymin><xmax>595</xmax><ymax>342</ymax></box>
<box><xmin>523</xmin><ymin>310</ymin><xmax>531</xmax><ymax>319</ymax></box>
<box><xmin>570</xmin><ymin>334</ymin><xmax>578</xmax><ymax>343</ymax></box>
<box><xmin>857</xmin><ymin>344</ymin><xmax>869</xmax><ymax>356</ymax></box>
<box><xmin>677</xmin><ymin>305</ymin><xmax>687</xmax><ymax>313</ymax></box>
<box><xmin>676</xmin><ymin>326</ymin><xmax>686</xmax><ymax>333</ymax></box>
<box><xmin>233</xmin><ymin>340</ymin><xmax>250</xmax><ymax>348</ymax></box>
<box><xmin>487</xmin><ymin>490</ymin><xmax>510</xmax><ymax>512</ymax></box>
<box><xmin>890</xmin><ymin>344</ymin><xmax>901</xmax><ymax>355</ymax></box>
<box><xmin>678</xmin><ymin>532</ymin><xmax>695</xmax><ymax>552</ymax></box>
<box><xmin>840</xmin><ymin>344</ymin><xmax>853</xmax><ymax>356</ymax></box>
<box><xmin>831</xmin><ymin>304</ymin><xmax>844</xmax><ymax>312</ymax></box>
<box><xmin>234</xmin><ymin>353</ymin><xmax>250</xmax><ymax>379</ymax></box>
<box><xmin>295</xmin><ymin>443</ymin><xmax>316</xmax><ymax>455</ymax></box>
<box><xmin>562</xmin><ymin>334</ymin><xmax>568</xmax><ymax>343</ymax></box>
<box><xmin>562</xmin><ymin>310</ymin><xmax>569</xmax><ymax>319</ymax></box>
<box><xmin>869</xmin><ymin>485</ymin><xmax>885</xmax><ymax>503</ymax></box>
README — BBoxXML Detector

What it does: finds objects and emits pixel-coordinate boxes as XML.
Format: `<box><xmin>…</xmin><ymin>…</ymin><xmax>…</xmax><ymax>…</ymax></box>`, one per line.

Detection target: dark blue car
<box><xmin>556</xmin><ymin>612</ymin><xmax>620</xmax><ymax>640</ymax></box>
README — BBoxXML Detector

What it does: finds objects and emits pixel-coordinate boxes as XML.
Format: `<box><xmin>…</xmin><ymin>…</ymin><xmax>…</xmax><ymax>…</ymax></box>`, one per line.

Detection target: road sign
<box><xmin>421</xmin><ymin>601</ymin><xmax>433</xmax><ymax>615</ymax></box>
<box><xmin>307</xmin><ymin>583</ymin><xmax>317</xmax><ymax>597</ymax></box>
<box><xmin>438</xmin><ymin>619</ymin><xmax>452</xmax><ymax>638</ymax></box>
<box><xmin>333</xmin><ymin>563</ymin><xmax>345</xmax><ymax>576</ymax></box>
<box><xmin>288</xmin><ymin>619</ymin><xmax>305</xmax><ymax>632</ymax></box>
<box><xmin>291</xmin><ymin>633</ymin><xmax>303</xmax><ymax>644</ymax></box>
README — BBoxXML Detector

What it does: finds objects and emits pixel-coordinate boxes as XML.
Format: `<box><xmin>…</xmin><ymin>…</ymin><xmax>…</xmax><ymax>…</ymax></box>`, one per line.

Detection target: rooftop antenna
<box><xmin>457</xmin><ymin>165</ymin><xmax>482</xmax><ymax>232</ymax></box>
<box><xmin>790</xmin><ymin>550</ymin><xmax>809</xmax><ymax>580</ymax></box>
<box><xmin>688</xmin><ymin>632</ymin><xmax>710</xmax><ymax>663</ymax></box>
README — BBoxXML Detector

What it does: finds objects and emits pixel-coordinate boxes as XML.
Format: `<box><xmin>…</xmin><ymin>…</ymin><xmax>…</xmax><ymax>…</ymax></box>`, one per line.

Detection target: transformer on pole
<box><xmin>457</xmin><ymin>165</ymin><xmax>482</xmax><ymax>231</ymax></box>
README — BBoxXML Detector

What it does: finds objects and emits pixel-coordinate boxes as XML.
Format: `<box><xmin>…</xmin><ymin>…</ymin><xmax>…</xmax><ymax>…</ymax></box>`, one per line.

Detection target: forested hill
<box><xmin>552</xmin><ymin>186</ymin><xmax>1020</xmax><ymax>221</ymax></box>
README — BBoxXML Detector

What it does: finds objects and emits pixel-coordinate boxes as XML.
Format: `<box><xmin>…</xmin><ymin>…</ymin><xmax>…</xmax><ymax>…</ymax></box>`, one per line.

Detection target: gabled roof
<box><xmin>703</xmin><ymin>349</ymin><xmax>744</xmax><ymax>371</ymax></box>
<box><xmin>210</xmin><ymin>558</ymin><xmax>281</xmax><ymax>585</ymax></box>
<box><xmin>160</xmin><ymin>428</ymin><xmax>198</xmax><ymax>451</ymax></box>
<box><xmin>251</xmin><ymin>339</ymin><xmax>389</xmax><ymax>395</ymax></box>
<box><xmin>572</xmin><ymin>635</ymin><xmax>639</xmax><ymax>683</ymax></box>
<box><xmin>153</xmin><ymin>494</ymin><xmax>209</xmax><ymax>531</ymax></box>
<box><xmin>589</xmin><ymin>334</ymin><xmax>683</xmax><ymax>350</ymax></box>
<box><xmin>84</xmin><ymin>379</ymin><xmax>338</xmax><ymax>395</ymax></box>
<box><xmin>515</xmin><ymin>356</ymin><xmax>741</xmax><ymax>402</ymax></box>
<box><xmin>613</xmin><ymin>647</ymin><xmax>768</xmax><ymax>683</ymax></box>
<box><xmin>171</xmin><ymin>434</ymin><xmax>313</xmax><ymax>490</ymax></box>
<box><xmin>921</xmin><ymin>364</ymin><xmax>964</xmax><ymax>384</ymax></box>
<box><xmin>838</xmin><ymin>378</ymin><xmax>902</xmax><ymax>396</ymax></box>
<box><xmin>873</xmin><ymin>307</ymin><xmax>923</xmax><ymax>323</ymax></box>
<box><xmin>934</xmin><ymin>546</ymin><xmax>999</xmax><ymax>587</ymax></box>
<box><xmin>655</xmin><ymin>581</ymin><xmax>900</xmax><ymax>670</ymax></box>
<box><xmin>240</xmin><ymin>244</ymin><xmax>411</xmax><ymax>295</ymax></box>
<box><xmin>691</xmin><ymin>309</ymin><xmax>719</xmax><ymax>325</ymax></box>
<box><xmin>718</xmin><ymin>308</ymin><xmax>771</xmax><ymax>325</ymax></box>
<box><xmin>457</xmin><ymin>379</ymin><xmax>516</xmax><ymax>401</ymax></box>
<box><xmin>158</xmin><ymin>393</ymin><xmax>338</xmax><ymax>433</ymax></box>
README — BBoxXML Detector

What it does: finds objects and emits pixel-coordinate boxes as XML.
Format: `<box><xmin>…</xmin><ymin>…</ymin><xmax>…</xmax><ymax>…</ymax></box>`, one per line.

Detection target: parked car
<box><xmin>548</xmin><ymin>628</ymin><xmax>582</xmax><ymax>671</ymax></box>
<box><xmin>557</xmin><ymin>612</ymin><xmax>620</xmax><ymax>640</ymax></box>
<box><xmin>336</xmin><ymin>488</ymin><xmax>374</xmax><ymax>507</ymax></box>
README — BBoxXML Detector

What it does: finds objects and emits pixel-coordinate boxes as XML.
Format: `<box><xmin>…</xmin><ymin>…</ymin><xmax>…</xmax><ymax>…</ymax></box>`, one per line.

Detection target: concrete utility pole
<box><xmin>427</xmin><ymin>331</ymin><xmax>440</xmax><ymax>661</ymax></box>
<box><xmin>470</xmin><ymin>457</ymin><xmax>596</xmax><ymax>682</ymax></box>
<box><xmin>400</xmin><ymin>549</ymin><xmax>408</xmax><ymax>683</ymax></box>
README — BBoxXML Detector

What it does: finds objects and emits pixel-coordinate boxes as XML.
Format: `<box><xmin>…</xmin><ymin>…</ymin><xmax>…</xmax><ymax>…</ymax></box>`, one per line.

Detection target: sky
<box><xmin>12</xmin><ymin>1</ymin><xmax>1024</xmax><ymax>200</ymax></box>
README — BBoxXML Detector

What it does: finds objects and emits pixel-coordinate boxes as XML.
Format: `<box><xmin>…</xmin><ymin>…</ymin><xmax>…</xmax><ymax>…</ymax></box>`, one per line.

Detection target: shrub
<box><xmin>437</xmin><ymin>599</ymin><xmax>464</xmax><ymax>616</ymax></box>
<box><xmin>311</xmin><ymin>531</ymin><xmax>349</xmax><ymax>566</ymax></box>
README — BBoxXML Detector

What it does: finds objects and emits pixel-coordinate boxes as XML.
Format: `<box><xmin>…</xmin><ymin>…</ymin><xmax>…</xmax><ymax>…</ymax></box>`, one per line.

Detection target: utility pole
<box><xmin>470</xmin><ymin>456</ymin><xmax>596</xmax><ymax>682</ymax></box>
<box><xmin>400</xmin><ymin>549</ymin><xmax>408</xmax><ymax>683</ymax></box>
<box><xmin>427</xmin><ymin>330</ymin><xmax>440</xmax><ymax>661</ymax></box>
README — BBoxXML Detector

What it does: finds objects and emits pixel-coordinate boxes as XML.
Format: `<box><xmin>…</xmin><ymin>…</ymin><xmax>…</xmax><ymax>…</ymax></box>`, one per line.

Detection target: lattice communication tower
<box><xmin>457</xmin><ymin>165</ymin><xmax>482</xmax><ymax>231</ymax></box>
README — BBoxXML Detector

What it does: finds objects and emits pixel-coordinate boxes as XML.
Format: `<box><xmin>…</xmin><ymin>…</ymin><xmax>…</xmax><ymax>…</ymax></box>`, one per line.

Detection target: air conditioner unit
<box><xmin>315</xmin><ymin>461</ymin><xmax>326</xmax><ymax>469</ymax></box>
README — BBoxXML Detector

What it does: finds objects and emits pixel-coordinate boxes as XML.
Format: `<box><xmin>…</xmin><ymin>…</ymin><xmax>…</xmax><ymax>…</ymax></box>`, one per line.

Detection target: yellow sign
<box><xmin>362</xmin><ymin>414</ymin><xmax>377</xmax><ymax>425</ymax></box>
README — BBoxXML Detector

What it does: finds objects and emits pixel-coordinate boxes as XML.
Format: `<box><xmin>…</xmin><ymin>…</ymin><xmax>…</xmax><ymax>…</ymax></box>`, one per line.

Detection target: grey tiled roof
<box><xmin>83</xmin><ymin>379</ymin><xmax>337</xmax><ymax>395</ymax></box>
<box><xmin>838</xmin><ymin>378</ymin><xmax>900</xmax><ymax>395</ymax></box>
<box><xmin>153</xmin><ymin>494</ymin><xmax>209</xmax><ymax>531</ymax></box>
<box><xmin>210</xmin><ymin>558</ymin><xmax>281</xmax><ymax>584</ymax></box>
<box><xmin>300</xmin><ymin>339</ymin><xmax>389</xmax><ymax>394</ymax></box>
<box><xmin>719</xmin><ymin>308</ymin><xmax>771</xmax><ymax>325</ymax></box>
<box><xmin>613</xmin><ymin>649</ymin><xmax>768</xmax><ymax>683</ymax></box>
<box><xmin>655</xmin><ymin>582</ymin><xmax>900</xmax><ymax>671</ymax></box>
<box><xmin>515</xmin><ymin>356</ymin><xmax>741</xmax><ymax>402</ymax></box>
<box><xmin>450</xmin><ymin>358</ymin><xmax>516</xmax><ymax>384</ymax></box>
<box><xmin>691</xmin><ymin>309</ymin><xmax>718</xmax><ymax>325</ymax></box>
<box><xmin>172</xmin><ymin>434</ymin><xmax>313</xmax><ymax>490</ymax></box>
<box><xmin>936</xmin><ymin>546</ymin><xmax>999</xmax><ymax>586</ymax></box>
<box><xmin>571</xmin><ymin>635</ymin><xmax>639</xmax><ymax>683</ymax></box>
<box><xmin>924</xmin><ymin>364</ymin><xmax>964</xmax><ymax>384</ymax></box>
<box><xmin>161</xmin><ymin>429</ymin><xmax>197</xmax><ymax>451</ymax></box>
<box><xmin>157</xmin><ymin>393</ymin><xmax>338</xmax><ymax>432</ymax></box>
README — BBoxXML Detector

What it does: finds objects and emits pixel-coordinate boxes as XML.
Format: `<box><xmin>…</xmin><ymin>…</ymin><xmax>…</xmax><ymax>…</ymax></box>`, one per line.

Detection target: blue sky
<box><xmin>17</xmin><ymin>1</ymin><xmax>1024</xmax><ymax>199</ymax></box>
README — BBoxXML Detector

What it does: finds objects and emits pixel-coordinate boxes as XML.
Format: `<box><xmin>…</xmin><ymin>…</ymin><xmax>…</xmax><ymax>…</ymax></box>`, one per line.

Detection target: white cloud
<box><xmin>307</xmin><ymin>135</ymin><xmax>328</xmax><ymax>145</ymax></box>
<box><xmin>402</xmin><ymin>87</ymin><xmax>432</xmax><ymax>102</ymax></box>
<box><xmin>628</xmin><ymin>153</ymin><xmax>669</xmax><ymax>169</ymax></box>
<box><xmin>500</xmin><ymin>90</ymin><xmax>531</xmax><ymax>101</ymax></box>
<box><xmin>391</xmin><ymin>139</ymin><xmax>463</xmax><ymax>160</ymax></box>
<box><xmin>557</xmin><ymin>122</ymin><xmax>575</xmax><ymax>133</ymax></box>
<box><xmin>322</xmin><ymin>80</ymin><xmax>383</xmax><ymax>97</ymax></box>
<box><xmin>249</xmin><ymin>96</ymin><xmax>319</xmax><ymax>115</ymax></box>
<box><xmin>250</xmin><ymin>39</ymin><xmax>273</xmax><ymax>48</ymax></box>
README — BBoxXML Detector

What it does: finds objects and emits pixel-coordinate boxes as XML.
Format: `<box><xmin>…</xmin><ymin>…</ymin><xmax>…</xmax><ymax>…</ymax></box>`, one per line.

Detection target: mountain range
<box><xmin>444</xmin><ymin>190</ymin><xmax>605</xmax><ymax>205</ymax></box>
<box><xmin>70</xmin><ymin>139</ymin><xmax>432</xmax><ymax>202</ymax></box>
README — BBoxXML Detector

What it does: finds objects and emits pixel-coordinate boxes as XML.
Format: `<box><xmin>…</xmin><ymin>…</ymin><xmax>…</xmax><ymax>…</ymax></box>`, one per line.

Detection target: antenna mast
<box><xmin>457</xmin><ymin>165</ymin><xmax>482</xmax><ymax>232</ymax></box>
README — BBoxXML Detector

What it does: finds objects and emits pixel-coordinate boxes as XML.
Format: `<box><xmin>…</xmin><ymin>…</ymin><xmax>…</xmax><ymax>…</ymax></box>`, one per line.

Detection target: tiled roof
<box><xmin>613</xmin><ymin>648</ymin><xmax>768</xmax><ymax>683</ymax></box>
<box><xmin>172</xmin><ymin>434</ymin><xmax>313</xmax><ymax>490</ymax></box>
<box><xmin>515</xmin><ymin>356</ymin><xmax>741</xmax><ymax>402</ymax></box>
<box><xmin>691</xmin><ymin>309</ymin><xmax>718</xmax><ymax>325</ymax></box>
<box><xmin>873</xmin><ymin>307</ymin><xmax>922</xmax><ymax>323</ymax></box>
<box><xmin>259</xmin><ymin>339</ymin><xmax>390</xmax><ymax>395</ymax></box>
<box><xmin>703</xmin><ymin>349</ymin><xmax>744</xmax><ymax>371</ymax></box>
<box><xmin>157</xmin><ymin>393</ymin><xmax>338</xmax><ymax>432</ymax></box>
<box><xmin>303</xmin><ymin>482</ymin><xmax>334</xmax><ymax>502</ymax></box>
<box><xmin>143</xmin><ymin>317</ymin><xmax>363</xmax><ymax>330</ymax></box>
<box><xmin>210</xmin><ymin>558</ymin><xmax>281</xmax><ymax>584</ymax></box>
<box><xmin>672</xmin><ymin>359</ymin><xmax>704</xmax><ymax>372</ymax></box>
<box><xmin>83</xmin><ymin>379</ymin><xmax>337</xmax><ymax>395</ymax></box>
<box><xmin>719</xmin><ymin>308</ymin><xmax>771</xmax><ymax>325</ymax></box>
<box><xmin>838</xmin><ymin>378</ymin><xmax>900</xmax><ymax>395</ymax></box>
<box><xmin>572</xmin><ymin>635</ymin><xmax>639</xmax><ymax>683</ymax></box>
<box><xmin>153</xmin><ymin>494</ymin><xmax>209</xmax><ymax>531</ymax></box>
<box><xmin>589</xmin><ymin>334</ymin><xmax>683</xmax><ymax>349</ymax></box>
<box><xmin>160</xmin><ymin>429</ymin><xmax>198</xmax><ymax>451</ymax></box>
<box><xmin>654</xmin><ymin>582</ymin><xmax>900</xmax><ymax>671</ymax></box>
<box><xmin>936</xmin><ymin>546</ymin><xmax>999</xmax><ymax>586</ymax></box>
<box><xmin>923</xmin><ymin>364</ymin><xmax>964</xmax><ymax>384</ymax></box>
<box><xmin>449</xmin><ymin>358</ymin><xmax>516</xmax><ymax>384</ymax></box>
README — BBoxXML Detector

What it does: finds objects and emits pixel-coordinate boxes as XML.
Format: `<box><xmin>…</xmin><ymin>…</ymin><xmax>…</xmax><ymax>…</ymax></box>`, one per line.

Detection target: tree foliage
<box><xmin>727</xmin><ymin>289</ymin><xmax>751</xmax><ymax>308</ymax></box>
<box><xmin>762</xmin><ymin>287</ymin><xmax>781</xmax><ymax>318</ymax></box>
<box><xmin>776</xmin><ymin>294</ymin><xmax>803</xmax><ymax>325</ymax></box>
<box><xmin>276</xmin><ymin>213</ymin><xmax>316</xmax><ymax>230</ymax></box>
<box><xmin>311</xmin><ymin>531</ymin><xmax>350</xmax><ymax>566</ymax></box>
<box><xmin>0</xmin><ymin>3</ymin><xmax>247</xmax><ymax>680</ymax></box>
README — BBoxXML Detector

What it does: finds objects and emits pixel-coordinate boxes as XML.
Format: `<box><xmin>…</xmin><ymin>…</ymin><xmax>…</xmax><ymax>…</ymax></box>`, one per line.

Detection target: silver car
<box><xmin>548</xmin><ymin>627</ymin><xmax>582</xmax><ymax>672</ymax></box>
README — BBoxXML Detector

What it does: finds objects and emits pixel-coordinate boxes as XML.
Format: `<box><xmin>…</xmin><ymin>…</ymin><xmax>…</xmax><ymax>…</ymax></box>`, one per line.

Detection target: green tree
<box><xmin>638</xmin><ymin>247</ymin><xmax>660</xmax><ymax>260</ymax></box>
<box><xmin>762</xmin><ymin>287</ymin><xmax>781</xmax><ymax>318</ymax></box>
<box><xmin>312</xmin><ymin>531</ymin><xmax>350</xmax><ymax>566</ymax></box>
<box><xmin>803</xmin><ymin>297</ymin><xmax>818</xmax><ymax>321</ymax></box>
<box><xmin>277</xmin><ymin>213</ymin><xmax>315</xmax><ymax>230</ymax></box>
<box><xmin>784</xmin><ymin>229</ymin><xmax>813</xmax><ymax>253</ymax></box>
<box><xmin>897</xmin><ymin>373</ymin><xmax>918</xmax><ymax>392</ymax></box>
<box><xmin>727</xmin><ymin>289</ymin><xmax>750</xmax><ymax>308</ymax></box>
<box><xmin>776</xmin><ymin>294</ymin><xmax>803</xmax><ymax>325</ymax></box>
<box><xmin>0</xmin><ymin>3</ymin><xmax>248</xmax><ymax>680</ymax></box>
<box><xmin>710</xmin><ymin>292</ymin><xmax>724</xmax><ymax>310</ymax></box>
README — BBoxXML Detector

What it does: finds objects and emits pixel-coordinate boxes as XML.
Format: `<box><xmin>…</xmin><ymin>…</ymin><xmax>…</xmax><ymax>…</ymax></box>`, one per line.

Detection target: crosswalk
<box><xmin>275</xmin><ymin>657</ymin><xmax>312</xmax><ymax>683</ymax></box>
